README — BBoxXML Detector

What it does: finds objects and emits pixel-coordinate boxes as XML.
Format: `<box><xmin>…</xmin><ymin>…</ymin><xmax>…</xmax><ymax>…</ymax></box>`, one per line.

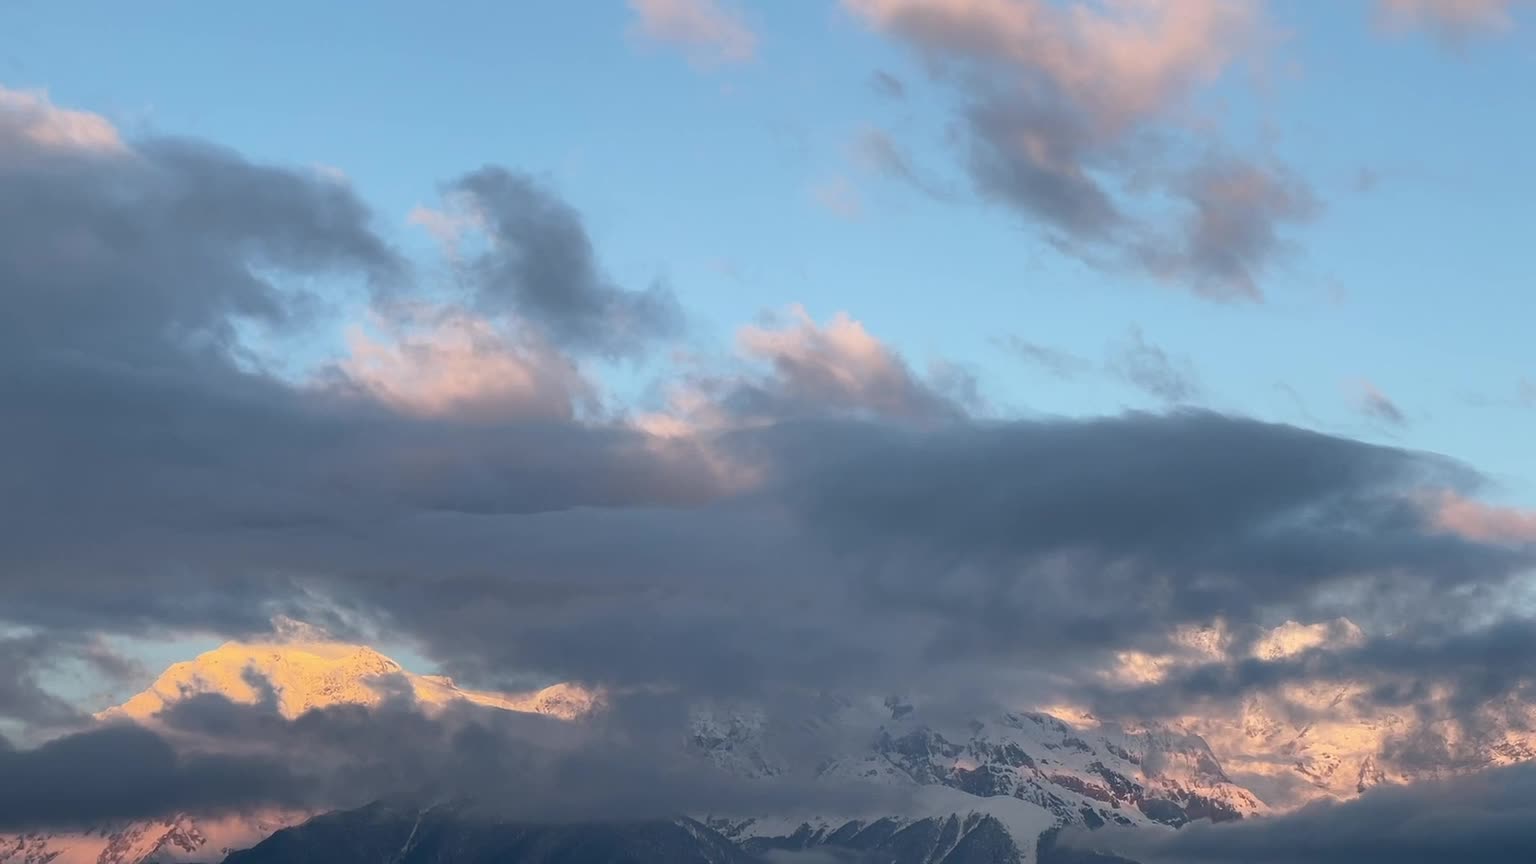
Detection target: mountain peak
<box><xmin>102</xmin><ymin>638</ymin><xmax>600</xmax><ymax>723</ymax></box>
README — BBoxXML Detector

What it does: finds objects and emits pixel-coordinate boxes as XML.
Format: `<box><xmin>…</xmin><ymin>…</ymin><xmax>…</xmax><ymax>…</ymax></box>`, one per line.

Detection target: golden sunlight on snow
<box><xmin>103</xmin><ymin>638</ymin><xmax>601</xmax><ymax>724</ymax></box>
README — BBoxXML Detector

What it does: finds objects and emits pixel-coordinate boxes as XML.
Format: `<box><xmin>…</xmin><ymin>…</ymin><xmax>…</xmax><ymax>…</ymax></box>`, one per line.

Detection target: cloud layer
<box><xmin>1</xmin><ymin>83</ymin><xmax>1534</xmax><ymax>845</ymax></box>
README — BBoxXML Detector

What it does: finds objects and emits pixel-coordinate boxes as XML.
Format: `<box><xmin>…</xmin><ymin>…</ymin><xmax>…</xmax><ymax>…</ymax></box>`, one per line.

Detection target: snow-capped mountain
<box><xmin>0</xmin><ymin>814</ymin><xmax>299</xmax><ymax>864</ymax></box>
<box><xmin>690</xmin><ymin>694</ymin><xmax>1264</xmax><ymax>854</ymax></box>
<box><xmin>104</xmin><ymin>638</ymin><xmax>599</xmax><ymax>724</ymax></box>
<box><xmin>1105</xmin><ymin>618</ymin><xmax>1536</xmax><ymax>806</ymax></box>
<box><xmin>18</xmin><ymin>623</ymin><xmax>1526</xmax><ymax>864</ymax></box>
<box><xmin>1</xmin><ymin>637</ymin><xmax>599</xmax><ymax>864</ymax></box>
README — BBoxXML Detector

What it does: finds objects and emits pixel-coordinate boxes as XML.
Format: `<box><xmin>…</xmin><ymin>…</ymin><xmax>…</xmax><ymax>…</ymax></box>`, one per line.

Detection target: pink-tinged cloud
<box><xmin>843</xmin><ymin>1</ymin><xmax>1313</xmax><ymax>301</ymax></box>
<box><xmin>336</xmin><ymin>308</ymin><xmax>594</xmax><ymax>423</ymax></box>
<box><xmin>1378</xmin><ymin>0</ymin><xmax>1521</xmax><ymax>40</ymax></box>
<box><xmin>736</xmin><ymin>305</ymin><xmax>965</xmax><ymax>420</ymax></box>
<box><xmin>628</xmin><ymin>0</ymin><xmax>757</xmax><ymax>64</ymax></box>
<box><xmin>1431</xmin><ymin>491</ymin><xmax>1536</xmax><ymax>543</ymax></box>
<box><xmin>641</xmin><ymin>305</ymin><xmax>970</xmax><ymax>439</ymax></box>
<box><xmin>0</xmin><ymin>86</ymin><xmax>123</xmax><ymax>155</ymax></box>
<box><xmin>843</xmin><ymin>0</ymin><xmax>1255</xmax><ymax>135</ymax></box>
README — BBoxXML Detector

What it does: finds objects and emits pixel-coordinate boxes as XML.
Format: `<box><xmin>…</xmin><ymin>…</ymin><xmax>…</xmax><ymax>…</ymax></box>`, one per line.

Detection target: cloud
<box><xmin>1107</xmin><ymin>326</ymin><xmax>1202</xmax><ymax>404</ymax></box>
<box><xmin>4</xmin><ymin>88</ymin><xmax>1536</xmax><ymax>820</ymax></box>
<box><xmin>843</xmin><ymin>0</ymin><xmax>1316</xmax><ymax>300</ymax></box>
<box><xmin>0</xmin><ymin>86</ymin><xmax>123</xmax><ymax>156</ymax></box>
<box><xmin>870</xmin><ymin>69</ymin><xmax>907</xmax><ymax>99</ymax></box>
<box><xmin>438</xmin><ymin>167</ymin><xmax>683</xmax><ymax>358</ymax></box>
<box><xmin>1355</xmin><ymin>380</ymin><xmax>1408</xmax><ymax>427</ymax></box>
<box><xmin>1145</xmin><ymin>157</ymin><xmax>1318</xmax><ymax>302</ymax></box>
<box><xmin>855</xmin><ymin>127</ymin><xmax>958</xmax><ymax>201</ymax></box>
<box><xmin>629</xmin><ymin>0</ymin><xmax>757</xmax><ymax>65</ymax></box>
<box><xmin>644</xmin><ymin>306</ymin><xmax>974</xmax><ymax>436</ymax></box>
<box><xmin>0</xmin><ymin>633</ymin><xmax>129</xmax><ymax>729</ymax></box>
<box><xmin>1001</xmin><ymin>328</ymin><xmax>1200</xmax><ymax>404</ymax></box>
<box><xmin>1377</xmin><ymin>0</ymin><xmax>1521</xmax><ymax>42</ymax></box>
<box><xmin>0</xmin><ymin>686</ymin><xmax>907</xmax><ymax>831</ymax></box>
<box><xmin>812</xmin><ymin>176</ymin><xmax>864</xmax><ymax>219</ymax></box>
<box><xmin>1068</xmin><ymin>760</ymin><xmax>1536</xmax><ymax>864</ymax></box>
<box><xmin>1430</xmin><ymin>490</ymin><xmax>1536</xmax><ymax>543</ymax></box>
<box><xmin>334</xmin><ymin>306</ymin><xmax>595</xmax><ymax>423</ymax></box>
<box><xmin>997</xmin><ymin>336</ymin><xmax>1093</xmax><ymax>378</ymax></box>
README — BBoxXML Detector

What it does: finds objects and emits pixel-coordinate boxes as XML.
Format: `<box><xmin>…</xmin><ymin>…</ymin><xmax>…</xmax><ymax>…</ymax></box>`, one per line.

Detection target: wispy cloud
<box><xmin>997</xmin><ymin>335</ymin><xmax>1093</xmax><ymax>379</ymax></box>
<box><xmin>869</xmin><ymin>69</ymin><xmax>906</xmax><ymax>99</ymax></box>
<box><xmin>628</xmin><ymin>0</ymin><xmax>757</xmax><ymax>65</ymax></box>
<box><xmin>1377</xmin><ymin>0</ymin><xmax>1522</xmax><ymax>43</ymax></box>
<box><xmin>811</xmin><ymin>176</ymin><xmax>863</xmax><ymax>220</ymax></box>
<box><xmin>1356</xmin><ymin>379</ymin><xmax>1409</xmax><ymax>427</ymax></box>
<box><xmin>1109</xmin><ymin>326</ymin><xmax>1203</xmax><ymax>404</ymax></box>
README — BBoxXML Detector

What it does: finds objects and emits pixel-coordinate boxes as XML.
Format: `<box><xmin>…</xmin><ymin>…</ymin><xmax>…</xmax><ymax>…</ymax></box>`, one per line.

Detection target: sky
<box><xmin>1</xmin><ymin>0</ymin><xmax>1536</xmax><ymax>857</ymax></box>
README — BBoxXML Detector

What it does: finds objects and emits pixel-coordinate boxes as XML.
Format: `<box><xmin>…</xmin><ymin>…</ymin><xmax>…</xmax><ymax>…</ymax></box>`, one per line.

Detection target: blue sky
<box><xmin>2</xmin><ymin>2</ymin><xmax>1531</xmax><ymax>493</ymax></box>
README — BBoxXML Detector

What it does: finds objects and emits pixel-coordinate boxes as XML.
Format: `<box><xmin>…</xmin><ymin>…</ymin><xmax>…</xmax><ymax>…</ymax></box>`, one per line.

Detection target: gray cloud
<box><xmin>1357</xmin><ymin>380</ymin><xmax>1409</xmax><ymax>427</ymax></box>
<box><xmin>753</xmin><ymin>412</ymin><xmax>1527</xmax><ymax>684</ymax></box>
<box><xmin>1086</xmin><ymin>619</ymin><xmax>1536</xmax><ymax>748</ymax></box>
<box><xmin>997</xmin><ymin>336</ymin><xmax>1093</xmax><ymax>379</ymax></box>
<box><xmin>448</xmin><ymin>167</ymin><xmax>682</xmax><ymax>358</ymax></box>
<box><xmin>1069</xmin><ymin>760</ymin><xmax>1536</xmax><ymax>864</ymax></box>
<box><xmin>1377</xmin><ymin>0</ymin><xmax>1521</xmax><ymax>44</ymax></box>
<box><xmin>1107</xmin><ymin>327</ymin><xmax>1202</xmax><ymax>404</ymax></box>
<box><xmin>0</xmin><ymin>684</ymin><xmax>906</xmax><ymax>831</ymax></box>
<box><xmin>870</xmin><ymin>69</ymin><xmax>906</xmax><ymax>99</ymax></box>
<box><xmin>856</xmin><ymin>127</ymin><xmax>956</xmax><ymax>201</ymax></box>
<box><xmin>845</xmin><ymin>0</ymin><xmax>1317</xmax><ymax>300</ymax></box>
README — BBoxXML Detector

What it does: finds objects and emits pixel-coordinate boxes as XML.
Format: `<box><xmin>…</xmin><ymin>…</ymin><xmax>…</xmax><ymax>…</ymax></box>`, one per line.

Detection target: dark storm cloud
<box><xmin>759</xmin><ymin>411</ymin><xmax>1527</xmax><ymax>666</ymax></box>
<box><xmin>963</xmin><ymin>91</ymin><xmax>1122</xmax><ymax>242</ymax></box>
<box><xmin>448</xmin><ymin>166</ymin><xmax>682</xmax><ymax>357</ymax></box>
<box><xmin>1068</xmin><ymin>761</ymin><xmax>1536</xmax><ymax>864</ymax></box>
<box><xmin>1143</xmin><ymin>156</ymin><xmax>1319</xmax><ymax>302</ymax></box>
<box><xmin>0</xmin><ymin>632</ymin><xmax>141</xmax><ymax>729</ymax></box>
